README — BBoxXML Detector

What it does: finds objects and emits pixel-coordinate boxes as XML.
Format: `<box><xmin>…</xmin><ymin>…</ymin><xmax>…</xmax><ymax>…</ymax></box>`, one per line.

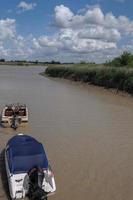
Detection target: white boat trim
<box><xmin>1</xmin><ymin>103</ymin><xmax>28</xmax><ymax>127</ymax></box>
<box><xmin>5</xmin><ymin>134</ymin><xmax>56</xmax><ymax>199</ymax></box>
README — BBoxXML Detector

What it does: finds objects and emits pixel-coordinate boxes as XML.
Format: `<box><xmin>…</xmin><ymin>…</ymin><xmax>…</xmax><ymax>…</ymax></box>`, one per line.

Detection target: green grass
<box><xmin>45</xmin><ymin>65</ymin><xmax>133</xmax><ymax>95</ymax></box>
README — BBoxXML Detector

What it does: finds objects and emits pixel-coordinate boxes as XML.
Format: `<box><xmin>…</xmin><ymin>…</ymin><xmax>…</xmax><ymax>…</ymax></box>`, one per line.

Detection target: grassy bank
<box><xmin>45</xmin><ymin>65</ymin><xmax>133</xmax><ymax>95</ymax></box>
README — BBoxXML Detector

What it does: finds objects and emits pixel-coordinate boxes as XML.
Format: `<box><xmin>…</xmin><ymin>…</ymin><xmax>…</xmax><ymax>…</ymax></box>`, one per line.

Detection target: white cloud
<box><xmin>55</xmin><ymin>5</ymin><xmax>74</xmax><ymax>28</ymax></box>
<box><xmin>78</xmin><ymin>26</ymin><xmax>121</xmax><ymax>42</ymax></box>
<box><xmin>17</xmin><ymin>1</ymin><xmax>36</xmax><ymax>12</ymax></box>
<box><xmin>1</xmin><ymin>5</ymin><xmax>133</xmax><ymax>63</ymax></box>
<box><xmin>33</xmin><ymin>5</ymin><xmax>122</xmax><ymax>55</ymax></box>
<box><xmin>0</xmin><ymin>18</ymin><xmax>16</xmax><ymax>41</ymax></box>
<box><xmin>85</xmin><ymin>7</ymin><xmax>104</xmax><ymax>25</ymax></box>
<box><xmin>24</xmin><ymin>5</ymin><xmax>130</xmax><ymax>62</ymax></box>
<box><xmin>35</xmin><ymin>4</ymin><xmax>131</xmax><ymax>62</ymax></box>
<box><xmin>0</xmin><ymin>18</ymin><xmax>34</xmax><ymax>59</ymax></box>
<box><xmin>54</xmin><ymin>5</ymin><xmax>133</xmax><ymax>35</ymax></box>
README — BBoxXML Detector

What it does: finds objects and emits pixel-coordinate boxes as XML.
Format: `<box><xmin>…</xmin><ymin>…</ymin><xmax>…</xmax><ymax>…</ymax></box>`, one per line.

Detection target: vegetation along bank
<box><xmin>44</xmin><ymin>52</ymin><xmax>133</xmax><ymax>95</ymax></box>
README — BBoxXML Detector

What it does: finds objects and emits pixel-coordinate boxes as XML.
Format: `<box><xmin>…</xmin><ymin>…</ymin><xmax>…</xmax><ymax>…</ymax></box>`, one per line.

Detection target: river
<box><xmin>0</xmin><ymin>65</ymin><xmax>133</xmax><ymax>200</ymax></box>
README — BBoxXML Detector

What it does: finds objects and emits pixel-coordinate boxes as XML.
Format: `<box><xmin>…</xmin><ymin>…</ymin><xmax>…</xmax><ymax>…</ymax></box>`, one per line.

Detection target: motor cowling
<box><xmin>11</xmin><ymin>114</ymin><xmax>19</xmax><ymax>130</ymax></box>
<box><xmin>28</xmin><ymin>167</ymin><xmax>47</xmax><ymax>200</ymax></box>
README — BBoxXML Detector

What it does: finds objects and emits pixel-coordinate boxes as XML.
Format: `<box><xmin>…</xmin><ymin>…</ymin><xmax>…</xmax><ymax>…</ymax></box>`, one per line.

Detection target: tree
<box><xmin>0</xmin><ymin>59</ymin><xmax>5</xmax><ymax>62</ymax></box>
<box><xmin>120</xmin><ymin>52</ymin><xmax>132</xmax><ymax>66</ymax></box>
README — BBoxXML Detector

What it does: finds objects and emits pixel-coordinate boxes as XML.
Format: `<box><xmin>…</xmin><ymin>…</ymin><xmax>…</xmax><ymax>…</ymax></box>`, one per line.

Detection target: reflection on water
<box><xmin>0</xmin><ymin>66</ymin><xmax>133</xmax><ymax>200</ymax></box>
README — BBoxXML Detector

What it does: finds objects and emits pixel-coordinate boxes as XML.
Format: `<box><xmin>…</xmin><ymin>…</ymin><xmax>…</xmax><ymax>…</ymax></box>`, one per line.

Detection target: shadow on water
<box><xmin>0</xmin><ymin>150</ymin><xmax>10</xmax><ymax>200</ymax></box>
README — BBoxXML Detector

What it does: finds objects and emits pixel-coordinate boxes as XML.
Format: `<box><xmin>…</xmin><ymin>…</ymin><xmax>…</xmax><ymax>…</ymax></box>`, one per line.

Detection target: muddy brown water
<box><xmin>0</xmin><ymin>65</ymin><xmax>133</xmax><ymax>200</ymax></box>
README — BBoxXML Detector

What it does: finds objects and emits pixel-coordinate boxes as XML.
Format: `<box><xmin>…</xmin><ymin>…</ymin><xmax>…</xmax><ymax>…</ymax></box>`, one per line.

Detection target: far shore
<box><xmin>0</xmin><ymin>61</ymin><xmax>43</xmax><ymax>66</ymax></box>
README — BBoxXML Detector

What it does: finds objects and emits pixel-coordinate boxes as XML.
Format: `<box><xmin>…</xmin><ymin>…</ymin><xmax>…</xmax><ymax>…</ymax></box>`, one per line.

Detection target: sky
<box><xmin>0</xmin><ymin>0</ymin><xmax>133</xmax><ymax>63</ymax></box>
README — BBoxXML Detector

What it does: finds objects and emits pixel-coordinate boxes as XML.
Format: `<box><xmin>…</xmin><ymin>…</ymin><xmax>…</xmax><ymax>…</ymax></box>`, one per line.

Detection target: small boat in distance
<box><xmin>5</xmin><ymin>134</ymin><xmax>56</xmax><ymax>199</ymax></box>
<box><xmin>1</xmin><ymin>103</ymin><xmax>28</xmax><ymax>128</ymax></box>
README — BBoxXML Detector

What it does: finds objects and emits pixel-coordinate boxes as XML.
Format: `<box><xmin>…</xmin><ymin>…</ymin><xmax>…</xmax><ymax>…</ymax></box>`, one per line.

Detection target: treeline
<box><xmin>106</xmin><ymin>52</ymin><xmax>133</xmax><ymax>67</ymax></box>
<box><xmin>0</xmin><ymin>59</ymin><xmax>5</xmax><ymax>62</ymax></box>
<box><xmin>0</xmin><ymin>59</ymin><xmax>74</xmax><ymax>65</ymax></box>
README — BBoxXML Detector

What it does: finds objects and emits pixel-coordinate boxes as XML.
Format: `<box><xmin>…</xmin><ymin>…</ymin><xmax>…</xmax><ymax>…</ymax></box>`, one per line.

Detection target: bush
<box><xmin>124</xmin><ymin>77</ymin><xmax>133</xmax><ymax>94</ymax></box>
<box><xmin>45</xmin><ymin>65</ymin><xmax>133</xmax><ymax>95</ymax></box>
<box><xmin>106</xmin><ymin>52</ymin><xmax>133</xmax><ymax>67</ymax></box>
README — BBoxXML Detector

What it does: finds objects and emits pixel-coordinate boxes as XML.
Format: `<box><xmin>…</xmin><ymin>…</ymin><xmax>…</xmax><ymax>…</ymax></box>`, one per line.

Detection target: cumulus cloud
<box><xmin>55</xmin><ymin>5</ymin><xmax>74</xmax><ymax>28</ymax></box>
<box><xmin>31</xmin><ymin>4</ymin><xmax>132</xmax><ymax>62</ymax></box>
<box><xmin>17</xmin><ymin>1</ymin><xmax>36</xmax><ymax>12</ymax></box>
<box><xmin>0</xmin><ymin>18</ymin><xmax>16</xmax><ymax>41</ymax></box>
<box><xmin>78</xmin><ymin>26</ymin><xmax>121</xmax><ymax>42</ymax></box>
<box><xmin>0</xmin><ymin>18</ymin><xmax>34</xmax><ymax>59</ymax></box>
<box><xmin>33</xmin><ymin>5</ymin><xmax>124</xmax><ymax>55</ymax></box>
<box><xmin>0</xmin><ymin>18</ymin><xmax>21</xmax><ymax>58</ymax></box>
<box><xmin>54</xmin><ymin>5</ymin><xmax>133</xmax><ymax>35</ymax></box>
<box><xmin>35</xmin><ymin>29</ymin><xmax>116</xmax><ymax>54</ymax></box>
<box><xmin>1</xmin><ymin>5</ymin><xmax>133</xmax><ymax>63</ymax></box>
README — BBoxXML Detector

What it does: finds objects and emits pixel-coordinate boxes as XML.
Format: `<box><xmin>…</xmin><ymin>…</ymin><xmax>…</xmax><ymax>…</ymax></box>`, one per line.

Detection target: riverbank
<box><xmin>44</xmin><ymin>65</ymin><xmax>133</xmax><ymax>95</ymax></box>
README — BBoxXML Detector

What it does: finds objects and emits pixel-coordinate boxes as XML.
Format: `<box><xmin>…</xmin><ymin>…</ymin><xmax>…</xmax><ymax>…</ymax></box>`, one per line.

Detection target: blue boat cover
<box><xmin>7</xmin><ymin>135</ymin><xmax>49</xmax><ymax>173</ymax></box>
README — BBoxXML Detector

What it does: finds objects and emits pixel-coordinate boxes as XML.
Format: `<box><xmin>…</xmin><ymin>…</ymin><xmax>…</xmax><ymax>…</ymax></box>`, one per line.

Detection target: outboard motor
<box><xmin>11</xmin><ymin>114</ymin><xmax>19</xmax><ymax>130</ymax></box>
<box><xmin>28</xmin><ymin>167</ymin><xmax>47</xmax><ymax>200</ymax></box>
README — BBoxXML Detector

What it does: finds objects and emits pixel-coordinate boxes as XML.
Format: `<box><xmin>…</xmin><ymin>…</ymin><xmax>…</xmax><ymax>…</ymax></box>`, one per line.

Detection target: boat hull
<box><xmin>1</xmin><ymin>104</ymin><xmax>28</xmax><ymax>128</ymax></box>
<box><xmin>5</xmin><ymin>134</ymin><xmax>56</xmax><ymax>199</ymax></box>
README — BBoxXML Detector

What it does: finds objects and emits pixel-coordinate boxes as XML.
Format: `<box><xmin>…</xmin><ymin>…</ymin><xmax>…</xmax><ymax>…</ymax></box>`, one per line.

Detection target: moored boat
<box><xmin>1</xmin><ymin>103</ymin><xmax>28</xmax><ymax>128</ymax></box>
<box><xmin>5</xmin><ymin>133</ymin><xmax>56</xmax><ymax>199</ymax></box>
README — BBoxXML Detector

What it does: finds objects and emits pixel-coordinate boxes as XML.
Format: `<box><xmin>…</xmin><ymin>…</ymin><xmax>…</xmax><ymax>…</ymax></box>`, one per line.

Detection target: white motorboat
<box><xmin>5</xmin><ymin>133</ymin><xmax>56</xmax><ymax>199</ymax></box>
<box><xmin>1</xmin><ymin>103</ymin><xmax>28</xmax><ymax>128</ymax></box>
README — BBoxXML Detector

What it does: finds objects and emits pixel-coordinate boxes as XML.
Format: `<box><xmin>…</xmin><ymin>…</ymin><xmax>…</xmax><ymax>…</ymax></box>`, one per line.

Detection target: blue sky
<box><xmin>0</xmin><ymin>0</ymin><xmax>133</xmax><ymax>62</ymax></box>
